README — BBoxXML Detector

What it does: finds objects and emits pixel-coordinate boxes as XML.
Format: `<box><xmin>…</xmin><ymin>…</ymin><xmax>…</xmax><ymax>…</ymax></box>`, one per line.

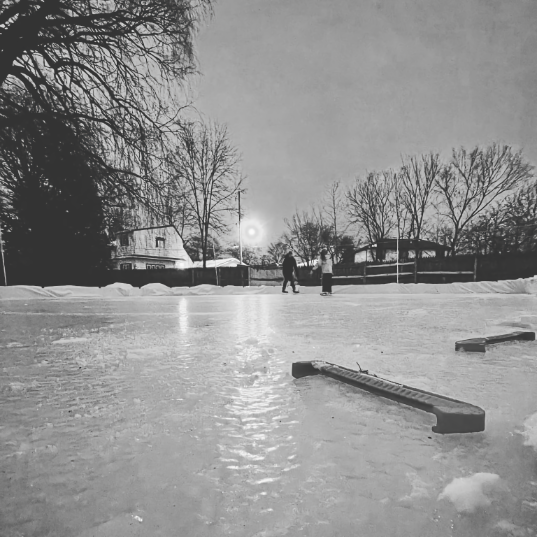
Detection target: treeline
<box><xmin>0</xmin><ymin>0</ymin><xmax>251</xmax><ymax>283</ymax></box>
<box><xmin>267</xmin><ymin>144</ymin><xmax>535</xmax><ymax>265</ymax></box>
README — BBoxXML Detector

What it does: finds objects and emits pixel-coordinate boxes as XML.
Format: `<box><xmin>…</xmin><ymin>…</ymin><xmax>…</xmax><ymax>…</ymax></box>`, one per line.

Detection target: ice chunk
<box><xmin>399</xmin><ymin>472</ymin><xmax>430</xmax><ymax>502</ymax></box>
<box><xmin>494</xmin><ymin>520</ymin><xmax>533</xmax><ymax>536</ymax></box>
<box><xmin>52</xmin><ymin>337</ymin><xmax>89</xmax><ymax>345</ymax></box>
<box><xmin>520</xmin><ymin>412</ymin><xmax>537</xmax><ymax>451</ymax></box>
<box><xmin>438</xmin><ymin>472</ymin><xmax>501</xmax><ymax>513</ymax></box>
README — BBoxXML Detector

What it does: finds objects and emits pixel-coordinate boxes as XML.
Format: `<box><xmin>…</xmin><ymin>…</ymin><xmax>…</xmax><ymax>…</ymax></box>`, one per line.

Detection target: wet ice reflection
<box><xmin>1</xmin><ymin>294</ymin><xmax>537</xmax><ymax>537</ymax></box>
<box><xmin>177</xmin><ymin>296</ymin><xmax>189</xmax><ymax>335</ymax></box>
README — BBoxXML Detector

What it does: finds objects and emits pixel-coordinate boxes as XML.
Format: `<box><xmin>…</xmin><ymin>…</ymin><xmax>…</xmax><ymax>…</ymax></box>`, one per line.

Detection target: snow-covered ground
<box><xmin>1</xmin><ymin>292</ymin><xmax>537</xmax><ymax>536</ymax></box>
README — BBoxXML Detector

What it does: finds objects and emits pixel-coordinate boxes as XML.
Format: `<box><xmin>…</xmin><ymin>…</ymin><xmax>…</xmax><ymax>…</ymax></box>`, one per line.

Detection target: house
<box><xmin>354</xmin><ymin>238</ymin><xmax>450</xmax><ymax>263</ymax></box>
<box><xmin>111</xmin><ymin>225</ymin><xmax>193</xmax><ymax>270</ymax></box>
<box><xmin>192</xmin><ymin>258</ymin><xmax>243</xmax><ymax>268</ymax></box>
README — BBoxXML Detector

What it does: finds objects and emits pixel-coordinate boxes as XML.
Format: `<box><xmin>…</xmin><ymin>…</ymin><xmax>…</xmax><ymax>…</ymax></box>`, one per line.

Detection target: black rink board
<box><xmin>292</xmin><ymin>361</ymin><xmax>485</xmax><ymax>434</ymax></box>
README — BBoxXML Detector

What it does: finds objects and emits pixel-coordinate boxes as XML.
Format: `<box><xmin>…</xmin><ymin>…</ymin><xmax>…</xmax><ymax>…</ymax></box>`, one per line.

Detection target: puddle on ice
<box><xmin>0</xmin><ymin>294</ymin><xmax>537</xmax><ymax>536</ymax></box>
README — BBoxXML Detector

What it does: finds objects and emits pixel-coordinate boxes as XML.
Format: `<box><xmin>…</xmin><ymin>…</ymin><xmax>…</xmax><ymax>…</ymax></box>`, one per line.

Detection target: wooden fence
<box><xmin>329</xmin><ymin>257</ymin><xmax>475</xmax><ymax>285</ymax></box>
<box><xmin>4</xmin><ymin>253</ymin><xmax>537</xmax><ymax>287</ymax></box>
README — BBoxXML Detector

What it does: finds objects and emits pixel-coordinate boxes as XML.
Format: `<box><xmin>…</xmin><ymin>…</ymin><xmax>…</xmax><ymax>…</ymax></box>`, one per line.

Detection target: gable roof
<box><xmin>118</xmin><ymin>224</ymin><xmax>183</xmax><ymax>238</ymax></box>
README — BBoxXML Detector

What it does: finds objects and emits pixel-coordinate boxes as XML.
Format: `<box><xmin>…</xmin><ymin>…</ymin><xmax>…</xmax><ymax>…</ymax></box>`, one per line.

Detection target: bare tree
<box><xmin>398</xmin><ymin>152</ymin><xmax>442</xmax><ymax>252</ymax></box>
<box><xmin>284</xmin><ymin>208</ymin><xmax>330</xmax><ymax>267</ymax></box>
<box><xmin>0</xmin><ymin>0</ymin><xmax>212</xmax><ymax>206</ymax></box>
<box><xmin>434</xmin><ymin>144</ymin><xmax>533</xmax><ymax>254</ymax></box>
<box><xmin>266</xmin><ymin>240</ymin><xmax>288</xmax><ymax>265</ymax></box>
<box><xmin>321</xmin><ymin>181</ymin><xmax>352</xmax><ymax>262</ymax></box>
<box><xmin>171</xmin><ymin>121</ymin><xmax>244</xmax><ymax>267</ymax></box>
<box><xmin>459</xmin><ymin>182</ymin><xmax>537</xmax><ymax>255</ymax></box>
<box><xmin>346</xmin><ymin>171</ymin><xmax>397</xmax><ymax>245</ymax></box>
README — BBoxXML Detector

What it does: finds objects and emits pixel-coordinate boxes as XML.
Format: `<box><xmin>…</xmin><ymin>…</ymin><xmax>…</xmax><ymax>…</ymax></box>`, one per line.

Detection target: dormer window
<box><xmin>120</xmin><ymin>234</ymin><xmax>129</xmax><ymax>246</ymax></box>
<box><xmin>156</xmin><ymin>237</ymin><xmax>165</xmax><ymax>248</ymax></box>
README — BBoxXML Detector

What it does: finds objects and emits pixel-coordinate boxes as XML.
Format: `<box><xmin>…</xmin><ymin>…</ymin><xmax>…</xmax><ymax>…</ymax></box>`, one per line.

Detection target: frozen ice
<box><xmin>1</xmin><ymin>290</ymin><xmax>537</xmax><ymax>537</ymax></box>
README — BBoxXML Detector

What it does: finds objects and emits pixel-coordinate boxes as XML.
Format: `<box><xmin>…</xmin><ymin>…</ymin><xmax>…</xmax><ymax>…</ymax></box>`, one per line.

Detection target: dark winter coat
<box><xmin>282</xmin><ymin>255</ymin><xmax>299</xmax><ymax>278</ymax></box>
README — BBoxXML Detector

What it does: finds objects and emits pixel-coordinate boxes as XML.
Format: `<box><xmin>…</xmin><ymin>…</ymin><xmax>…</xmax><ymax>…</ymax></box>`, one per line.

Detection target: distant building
<box><xmin>192</xmin><ymin>258</ymin><xmax>243</xmax><ymax>268</ymax></box>
<box><xmin>111</xmin><ymin>225</ymin><xmax>193</xmax><ymax>270</ymax></box>
<box><xmin>354</xmin><ymin>238</ymin><xmax>450</xmax><ymax>263</ymax></box>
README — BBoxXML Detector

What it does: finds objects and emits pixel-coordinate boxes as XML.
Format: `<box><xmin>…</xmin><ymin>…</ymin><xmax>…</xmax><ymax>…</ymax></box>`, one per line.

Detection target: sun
<box><xmin>241</xmin><ymin>220</ymin><xmax>263</xmax><ymax>244</ymax></box>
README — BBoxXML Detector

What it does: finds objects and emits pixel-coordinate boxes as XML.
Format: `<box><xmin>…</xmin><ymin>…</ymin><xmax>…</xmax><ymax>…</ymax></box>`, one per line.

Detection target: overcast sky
<box><xmin>193</xmin><ymin>0</ymin><xmax>537</xmax><ymax>246</ymax></box>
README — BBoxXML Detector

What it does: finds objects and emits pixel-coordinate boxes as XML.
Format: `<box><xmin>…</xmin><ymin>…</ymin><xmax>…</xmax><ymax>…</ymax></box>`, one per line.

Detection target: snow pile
<box><xmin>438</xmin><ymin>473</ymin><xmax>502</xmax><ymax>513</ymax></box>
<box><xmin>46</xmin><ymin>285</ymin><xmax>107</xmax><ymax>298</ymax></box>
<box><xmin>0</xmin><ymin>285</ymin><xmax>55</xmax><ymax>299</ymax></box>
<box><xmin>141</xmin><ymin>283</ymin><xmax>174</xmax><ymax>296</ymax></box>
<box><xmin>2</xmin><ymin>277</ymin><xmax>537</xmax><ymax>299</ymax></box>
<box><xmin>102</xmin><ymin>282</ymin><xmax>142</xmax><ymax>297</ymax></box>
<box><xmin>520</xmin><ymin>412</ymin><xmax>537</xmax><ymax>452</ymax></box>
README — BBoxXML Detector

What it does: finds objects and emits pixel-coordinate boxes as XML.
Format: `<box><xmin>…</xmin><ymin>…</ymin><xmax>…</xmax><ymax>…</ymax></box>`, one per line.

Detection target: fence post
<box><xmin>247</xmin><ymin>266</ymin><xmax>251</xmax><ymax>287</ymax></box>
<box><xmin>363</xmin><ymin>263</ymin><xmax>367</xmax><ymax>285</ymax></box>
<box><xmin>414</xmin><ymin>256</ymin><xmax>418</xmax><ymax>284</ymax></box>
<box><xmin>473</xmin><ymin>255</ymin><xmax>478</xmax><ymax>282</ymax></box>
<box><xmin>191</xmin><ymin>268</ymin><xmax>195</xmax><ymax>287</ymax></box>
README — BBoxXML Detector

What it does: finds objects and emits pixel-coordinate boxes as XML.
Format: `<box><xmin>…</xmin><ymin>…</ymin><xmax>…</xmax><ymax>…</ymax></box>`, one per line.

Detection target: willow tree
<box><xmin>0</xmin><ymin>0</ymin><xmax>212</xmax><ymax>204</ymax></box>
<box><xmin>171</xmin><ymin>121</ymin><xmax>244</xmax><ymax>267</ymax></box>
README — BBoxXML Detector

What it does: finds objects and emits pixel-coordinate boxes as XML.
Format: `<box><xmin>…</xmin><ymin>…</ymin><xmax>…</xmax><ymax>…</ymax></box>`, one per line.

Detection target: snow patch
<box><xmin>438</xmin><ymin>473</ymin><xmax>501</xmax><ymax>513</ymax></box>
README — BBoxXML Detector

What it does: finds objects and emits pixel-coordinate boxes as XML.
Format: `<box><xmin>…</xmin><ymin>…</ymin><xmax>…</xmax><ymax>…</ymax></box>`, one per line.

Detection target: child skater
<box><xmin>315</xmin><ymin>249</ymin><xmax>333</xmax><ymax>296</ymax></box>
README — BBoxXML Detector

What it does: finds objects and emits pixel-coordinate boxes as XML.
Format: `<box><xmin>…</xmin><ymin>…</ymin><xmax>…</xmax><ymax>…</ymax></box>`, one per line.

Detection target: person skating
<box><xmin>282</xmin><ymin>251</ymin><xmax>300</xmax><ymax>293</ymax></box>
<box><xmin>314</xmin><ymin>249</ymin><xmax>333</xmax><ymax>296</ymax></box>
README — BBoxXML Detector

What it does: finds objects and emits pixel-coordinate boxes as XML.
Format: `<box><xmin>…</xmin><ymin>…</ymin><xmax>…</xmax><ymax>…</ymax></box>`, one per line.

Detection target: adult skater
<box><xmin>315</xmin><ymin>248</ymin><xmax>333</xmax><ymax>296</ymax></box>
<box><xmin>282</xmin><ymin>251</ymin><xmax>300</xmax><ymax>294</ymax></box>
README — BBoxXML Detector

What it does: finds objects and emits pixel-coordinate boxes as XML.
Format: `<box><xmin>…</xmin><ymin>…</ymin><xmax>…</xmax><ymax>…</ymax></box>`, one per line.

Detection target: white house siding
<box><xmin>354</xmin><ymin>250</ymin><xmax>369</xmax><ymax>263</ymax></box>
<box><xmin>354</xmin><ymin>248</ymin><xmax>437</xmax><ymax>263</ymax></box>
<box><xmin>111</xmin><ymin>226</ymin><xmax>192</xmax><ymax>269</ymax></box>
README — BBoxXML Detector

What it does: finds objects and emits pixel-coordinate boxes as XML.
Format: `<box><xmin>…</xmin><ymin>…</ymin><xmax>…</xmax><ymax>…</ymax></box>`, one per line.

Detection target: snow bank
<box><xmin>2</xmin><ymin>277</ymin><xmax>537</xmax><ymax>300</ymax></box>
<box><xmin>0</xmin><ymin>285</ymin><xmax>55</xmax><ymax>299</ymax></box>
<box><xmin>438</xmin><ymin>473</ymin><xmax>502</xmax><ymax>513</ymax></box>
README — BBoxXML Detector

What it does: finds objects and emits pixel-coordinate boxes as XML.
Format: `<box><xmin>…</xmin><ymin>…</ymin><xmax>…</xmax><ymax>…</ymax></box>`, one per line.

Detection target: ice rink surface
<box><xmin>1</xmin><ymin>292</ymin><xmax>537</xmax><ymax>537</ymax></box>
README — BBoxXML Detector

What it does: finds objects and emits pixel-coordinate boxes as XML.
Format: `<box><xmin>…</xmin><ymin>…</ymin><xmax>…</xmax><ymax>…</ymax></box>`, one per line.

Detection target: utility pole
<box><xmin>395</xmin><ymin>173</ymin><xmax>400</xmax><ymax>284</ymax></box>
<box><xmin>213</xmin><ymin>236</ymin><xmax>219</xmax><ymax>286</ymax></box>
<box><xmin>0</xmin><ymin>222</ymin><xmax>6</xmax><ymax>286</ymax></box>
<box><xmin>238</xmin><ymin>190</ymin><xmax>243</xmax><ymax>264</ymax></box>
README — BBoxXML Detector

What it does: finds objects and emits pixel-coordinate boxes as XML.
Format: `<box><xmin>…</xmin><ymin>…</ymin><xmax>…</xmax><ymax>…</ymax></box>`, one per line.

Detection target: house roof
<box><xmin>355</xmin><ymin>238</ymin><xmax>450</xmax><ymax>253</ymax></box>
<box><xmin>192</xmin><ymin>258</ymin><xmax>245</xmax><ymax>268</ymax></box>
<box><xmin>118</xmin><ymin>224</ymin><xmax>183</xmax><ymax>237</ymax></box>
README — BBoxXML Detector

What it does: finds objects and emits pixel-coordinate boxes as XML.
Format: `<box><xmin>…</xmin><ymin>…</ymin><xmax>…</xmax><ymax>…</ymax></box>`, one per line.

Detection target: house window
<box><xmin>156</xmin><ymin>237</ymin><xmax>165</xmax><ymax>248</ymax></box>
<box><xmin>146</xmin><ymin>264</ymin><xmax>165</xmax><ymax>270</ymax></box>
<box><xmin>120</xmin><ymin>234</ymin><xmax>129</xmax><ymax>246</ymax></box>
<box><xmin>120</xmin><ymin>263</ymin><xmax>132</xmax><ymax>270</ymax></box>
